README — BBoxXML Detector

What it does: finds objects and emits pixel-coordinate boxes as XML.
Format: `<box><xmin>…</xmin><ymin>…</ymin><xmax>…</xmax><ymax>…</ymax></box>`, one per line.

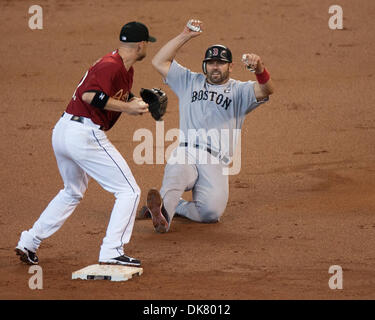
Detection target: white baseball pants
<box><xmin>17</xmin><ymin>113</ymin><xmax>140</xmax><ymax>260</ymax></box>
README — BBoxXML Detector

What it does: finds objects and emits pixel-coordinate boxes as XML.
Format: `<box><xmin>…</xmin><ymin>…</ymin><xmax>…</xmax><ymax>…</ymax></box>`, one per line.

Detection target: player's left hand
<box><xmin>140</xmin><ymin>88</ymin><xmax>168</xmax><ymax>121</ymax></box>
<box><xmin>241</xmin><ymin>53</ymin><xmax>265</xmax><ymax>74</ymax></box>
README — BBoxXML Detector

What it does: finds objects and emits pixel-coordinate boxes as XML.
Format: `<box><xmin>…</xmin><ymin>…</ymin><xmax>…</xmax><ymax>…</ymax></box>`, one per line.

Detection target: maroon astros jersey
<box><xmin>66</xmin><ymin>50</ymin><xmax>133</xmax><ymax>131</ymax></box>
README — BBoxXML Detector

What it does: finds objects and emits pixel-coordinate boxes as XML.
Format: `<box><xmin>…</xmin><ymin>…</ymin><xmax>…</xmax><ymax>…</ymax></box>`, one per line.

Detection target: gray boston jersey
<box><xmin>165</xmin><ymin>60</ymin><xmax>268</xmax><ymax>159</ymax></box>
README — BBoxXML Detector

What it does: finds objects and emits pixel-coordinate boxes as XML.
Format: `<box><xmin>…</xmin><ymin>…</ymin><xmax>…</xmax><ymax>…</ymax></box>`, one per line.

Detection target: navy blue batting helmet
<box><xmin>202</xmin><ymin>44</ymin><xmax>232</xmax><ymax>73</ymax></box>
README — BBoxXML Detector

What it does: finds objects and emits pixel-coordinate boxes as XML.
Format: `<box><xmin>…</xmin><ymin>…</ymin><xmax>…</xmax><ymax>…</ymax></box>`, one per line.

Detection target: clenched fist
<box><xmin>241</xmin><ymin>53</ymin><xmax>265</xmax><ymax>74</ymax></box>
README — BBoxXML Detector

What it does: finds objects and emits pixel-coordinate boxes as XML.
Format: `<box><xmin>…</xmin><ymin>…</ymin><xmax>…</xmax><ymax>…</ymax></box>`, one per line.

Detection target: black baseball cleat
<box><xmin>146</xmin><ymin>188</ymin><xmax>170</xmax><ymax>233</ymax></box>
<box><xmin>15</xmin><ymin>246</ymin><xmax>39</xmax><ymax>265</ymax></box>
<box><xmin>99</xmin><ymin>254</ymin><xmax>141</xmax><ymax>267</ymax></box>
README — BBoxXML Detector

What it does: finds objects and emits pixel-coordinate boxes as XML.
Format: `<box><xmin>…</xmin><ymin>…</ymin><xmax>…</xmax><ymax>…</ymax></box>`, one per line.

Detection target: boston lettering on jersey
<box><xmin>191</xmin><ymin>90</ymin><xmax>232</xmax><ymax>110</ymax></box>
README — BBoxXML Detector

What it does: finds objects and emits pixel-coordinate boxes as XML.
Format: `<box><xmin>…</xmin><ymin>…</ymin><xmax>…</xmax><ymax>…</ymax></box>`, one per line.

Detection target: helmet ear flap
<box><xmin>202</xmin><ymin>61</ymin><xmax>207</xmax><ymax>74</ymax></box>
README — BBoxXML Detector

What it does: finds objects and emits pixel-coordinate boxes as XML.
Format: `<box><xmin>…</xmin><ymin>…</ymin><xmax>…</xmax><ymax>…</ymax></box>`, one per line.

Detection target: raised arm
<box><xmin>152</xmin><ymin>19</ymin><xmax>204</xmax><ymax>79</ymax></box>
<box><xmin>242</xmin><ymin>53</ymin><xmax>275</xmax><ymax>101</ymax></box>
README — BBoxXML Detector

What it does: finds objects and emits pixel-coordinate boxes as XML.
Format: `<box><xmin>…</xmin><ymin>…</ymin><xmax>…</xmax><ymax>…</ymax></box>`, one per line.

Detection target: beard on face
<box><xmin>206</xmin><ymin>67</ymin><xmax>230</xmax><ymax>84</ymax></box>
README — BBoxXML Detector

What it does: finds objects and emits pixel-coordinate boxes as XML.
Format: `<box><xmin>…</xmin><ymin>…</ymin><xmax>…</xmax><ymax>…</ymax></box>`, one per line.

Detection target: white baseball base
<box><xmin>72</xmin><ymin>264</ymin><xmax>143</xmax><ymax>282</ymax></box>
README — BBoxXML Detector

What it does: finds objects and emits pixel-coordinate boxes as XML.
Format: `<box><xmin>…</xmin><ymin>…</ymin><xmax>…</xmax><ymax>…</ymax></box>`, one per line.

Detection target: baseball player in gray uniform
<box><xmin>140</xmin><ymin>19</ymin><xmax>275</xmax><ymax>233</ymax></box>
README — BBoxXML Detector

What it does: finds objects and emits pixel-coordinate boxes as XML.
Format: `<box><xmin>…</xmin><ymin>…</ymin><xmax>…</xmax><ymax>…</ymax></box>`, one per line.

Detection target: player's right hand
<box><xmin>127</xmin><ymin>98</ymin><xmax>149</xmax><ymax>116</ymax></box>
<box><xmin>183</xmin><ymin>19</ymin><xmax>204</xmax><ymax>38</ymax></box>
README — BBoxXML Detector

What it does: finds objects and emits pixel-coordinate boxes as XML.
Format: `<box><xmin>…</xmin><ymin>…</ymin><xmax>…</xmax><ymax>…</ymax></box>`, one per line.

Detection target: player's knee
<box><xmin>201</xmin><ymin>212</ymin><xmax>221</xmax><ymax>223</ymax></box>
<box><xmin>131</xmin><ymin>183</ymin><xmax>141</xmax><ymax>197</ymax></box>
<box><xmin>61</xmin><ymin>187</ymin><xmax>85</xmax><ymax>203</ymax></box>
<box><xmin>135</xmin><ymin>189</ymin><xmax>141</xmax><ymax>201</ymax></box>
<box><xmin>115</xmin><ymin>183</ymin><xmax>141</xmax><ymax>199</ymax></box>
<box><xmin>198</xmin><ymin>203</ymin><xmax>224</xmax><ymax>223</ymax></box>
<box><xmin>197</xmin><ymin>196</ymin><xmax>227</xmax><ymax>223</ymax></box>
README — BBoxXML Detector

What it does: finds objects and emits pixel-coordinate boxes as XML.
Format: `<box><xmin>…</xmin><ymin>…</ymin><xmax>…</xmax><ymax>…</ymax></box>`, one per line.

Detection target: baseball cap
<box><xmin>119</xmin><ymin>21</ymin><xmax>156</xmax><ymax>43</ymax></box>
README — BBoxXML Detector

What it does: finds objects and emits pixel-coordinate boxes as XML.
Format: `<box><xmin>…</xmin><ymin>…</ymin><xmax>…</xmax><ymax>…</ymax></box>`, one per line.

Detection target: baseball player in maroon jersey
<box><xmin>15</xmin><ymin>22</ymin><xmax>156</xmax><ymax>266</ymax></box>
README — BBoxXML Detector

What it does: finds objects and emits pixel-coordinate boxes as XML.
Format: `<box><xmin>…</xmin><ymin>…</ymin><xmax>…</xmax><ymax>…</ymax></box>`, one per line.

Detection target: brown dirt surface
<box><xmin>1</xmin><ymin>0</ymin><xmax>375</xmax><ymax>300</ymax></box>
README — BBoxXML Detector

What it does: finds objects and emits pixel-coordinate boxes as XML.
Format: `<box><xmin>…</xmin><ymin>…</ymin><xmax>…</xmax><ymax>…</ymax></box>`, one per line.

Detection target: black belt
<box><xmin>179</xmin><ymin>142</ymin><xmax>230</xmax><ymax>163</ymax></box>
<box><xmin>70</xmin><ymin>115</ymin><xmax>84</xmax><ymax>124</ymax></box>
<box><xmin>61</xmin><ymin>112</ymin><xmax>103</xmax><ymax>130</ymax></box>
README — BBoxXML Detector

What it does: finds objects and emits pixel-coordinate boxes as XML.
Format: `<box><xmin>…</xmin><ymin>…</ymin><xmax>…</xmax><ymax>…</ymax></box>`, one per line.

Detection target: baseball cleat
<box><xmin>146</xmin><ymin>188</ymin><xmax>169</xmax><ymax>233</ymax></box>
<box><xmin>137</xmin><ymin>205</ymin><xmax>151</xmax><ymax>219</ymax></box>
<box><xmin>99</xmin><ymin>254</ymin><xmax>141</xmax><ymax>267</ymax></box>
<box><xmin>15</xmin><ymin>246</ymin><xmax>39</xmax><ymax>265</ymax></box>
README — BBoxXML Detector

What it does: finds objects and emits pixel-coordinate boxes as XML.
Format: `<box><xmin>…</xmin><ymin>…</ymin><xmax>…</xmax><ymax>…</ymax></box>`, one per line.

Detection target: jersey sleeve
<box><xmin>238</xmin><ymin>80</ymin><xmax>269</xmax><ymax>115</ymax></box>
<box><xmin>81</xmin><ymin>61</ymin><xmax>121</xmax><ymax>96</ymax></box>
<box><xmin>164</xmin><ymin>60</ymin><xmax>193</xmax><ymax>97</ymax></box>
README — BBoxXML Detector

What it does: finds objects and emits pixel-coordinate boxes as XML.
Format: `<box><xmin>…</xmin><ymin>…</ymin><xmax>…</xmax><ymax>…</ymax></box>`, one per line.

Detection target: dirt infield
<box><xmin>1</xmin><ymin>0</ymin><xmax>375</xmax><ymax>300</ymax></box>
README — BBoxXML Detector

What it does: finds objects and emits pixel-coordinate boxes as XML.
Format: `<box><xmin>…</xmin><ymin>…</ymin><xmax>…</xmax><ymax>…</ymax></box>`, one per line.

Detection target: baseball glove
<box><xmin>140</xmin><ymin>88</ymin><xmax>168</xmax><ymax>121</ymax></box>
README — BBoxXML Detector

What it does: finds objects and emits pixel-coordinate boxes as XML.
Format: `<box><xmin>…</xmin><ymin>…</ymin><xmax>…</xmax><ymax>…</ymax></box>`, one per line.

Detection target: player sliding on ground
<box><xmin>138</xmin><ymin>19</ymin><xmax>275</xmax><ymax>232</ymax></box>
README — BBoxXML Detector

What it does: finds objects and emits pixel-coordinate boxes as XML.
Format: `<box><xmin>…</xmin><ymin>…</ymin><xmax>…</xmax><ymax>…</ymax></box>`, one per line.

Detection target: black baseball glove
<box><xmin>140</xmin><ymin>88</ymin><xmax>168</xmax><ymax>121</ymax></box>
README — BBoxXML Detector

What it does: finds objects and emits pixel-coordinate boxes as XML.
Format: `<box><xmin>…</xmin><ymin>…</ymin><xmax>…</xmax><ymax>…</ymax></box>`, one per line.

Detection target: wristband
<box><xmin>255</xmin><ymin>68</ymin><xmax>270</xmax><ymax>84</ymax></box>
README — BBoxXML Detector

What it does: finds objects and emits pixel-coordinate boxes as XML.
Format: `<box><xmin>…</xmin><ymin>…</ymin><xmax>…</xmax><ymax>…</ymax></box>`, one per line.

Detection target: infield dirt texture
<box><xmin>1</xmin><ymin>0</ymin><xmax>374</xmax><ymax>299</ymax></box>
